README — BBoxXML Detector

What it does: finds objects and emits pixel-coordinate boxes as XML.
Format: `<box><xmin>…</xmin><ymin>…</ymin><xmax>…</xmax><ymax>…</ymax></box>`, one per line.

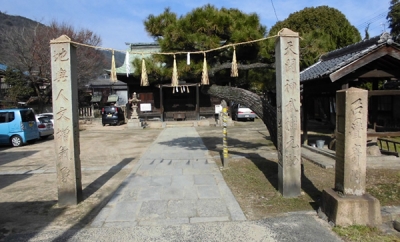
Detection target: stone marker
<box><xmin>50</xmin><ymin>35</ymin><xmax>82</xmax><ymax>206</ymax></box>
<box><xmin>128</xmin><ymin>92</ymin><xmax>143</xmax><ymax>128</ymax></box>
<box><xmin>321</xmin><ymin>88</ymin><xmax>381</xmax><ymax>226</ymax></box>
<box><xmin>335</xmin><ymin>88</ymin><xmax>367</xmax><ymax>195</ymax></box>
<box><xmin>275</xmin><ymin>28</ymin><xmax>301</xmax><ymax>197</ymax></box>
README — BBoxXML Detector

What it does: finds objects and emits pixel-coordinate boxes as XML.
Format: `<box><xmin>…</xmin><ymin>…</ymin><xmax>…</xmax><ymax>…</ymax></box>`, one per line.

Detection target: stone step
<box><xmin>165</xmin><ymin>121</ymin><xmax>195</xmax><ymax>127</ymax></box>
<box><xmin>381</xmin><ymin>206</ymin><xmax>400</xmax><ymax>223</ymax></box>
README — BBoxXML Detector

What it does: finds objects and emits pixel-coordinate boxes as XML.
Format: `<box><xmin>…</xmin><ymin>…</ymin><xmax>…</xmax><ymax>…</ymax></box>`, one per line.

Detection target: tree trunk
<box><xmin>202</xmin><ymin>84</ymin><xmax>277</xmax><ymax>148</ymax></box>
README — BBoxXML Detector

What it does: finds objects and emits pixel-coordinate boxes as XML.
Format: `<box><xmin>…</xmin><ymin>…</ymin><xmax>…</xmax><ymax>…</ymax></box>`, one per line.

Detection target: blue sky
<box><xmin>1</xmin><ymin>0</ymin><xmax>391</xmax><ymax>51</ymax></box>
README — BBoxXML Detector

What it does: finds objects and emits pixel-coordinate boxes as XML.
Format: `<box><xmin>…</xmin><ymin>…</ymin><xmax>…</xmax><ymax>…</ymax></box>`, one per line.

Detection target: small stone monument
<box><xmin>127</xmin><ymin>92</ymin><xmax>142</xmax><ymax>128</ymax></box>
<box><xmin>321</xmin><ymin>88</ymin><xmax>381</xmax><ymax>226</ymax></box>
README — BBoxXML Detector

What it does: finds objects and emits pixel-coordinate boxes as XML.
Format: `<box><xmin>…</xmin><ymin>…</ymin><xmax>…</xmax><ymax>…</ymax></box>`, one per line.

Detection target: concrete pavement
<box><xmin>89</xmin><ymin>127</ymin><xmax>246</xmax><ymax>227</ymax></box>
<box><xmin>3</xmin><ymin>126</ymin><xmax>344</xmax><ymax>241</ymax></box>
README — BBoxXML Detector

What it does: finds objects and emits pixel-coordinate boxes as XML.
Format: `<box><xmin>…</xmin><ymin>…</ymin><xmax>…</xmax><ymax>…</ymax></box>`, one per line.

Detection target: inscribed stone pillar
<box><xmin>275</xmin><ymin>28</ymin><xmax>301</xmax><ymax>197</ymax></box>
<box><xmin>335</xmin><ymin>88</ymin><xmax>367</xmax><ymax>195</ymax></box>
<box><xmin>50</xmin><ymin>35</ymin><xmax>82</xmax><ymax>206</ymax></box>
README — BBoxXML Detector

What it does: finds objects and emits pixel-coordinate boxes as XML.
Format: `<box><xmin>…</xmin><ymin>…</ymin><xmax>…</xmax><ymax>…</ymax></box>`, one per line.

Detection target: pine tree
<box><xmin>387</xmin><ymin>0</ymin><xmax>400</xmax><ymax>38</ymax></box>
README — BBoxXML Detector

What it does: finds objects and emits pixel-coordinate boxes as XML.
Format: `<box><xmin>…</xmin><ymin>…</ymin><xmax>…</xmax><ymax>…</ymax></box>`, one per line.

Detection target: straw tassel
<box><xmin>110</xmin><ymin>50</ymin><xmax>117</xmax><ymax>82</ymax></box>
<box><xmin>231</xmin><ymin>46</ymin><xmax>238</xmax><ymax>77</ymax></box>
<box><xmin>125</xmin><ymin>51</ymin><xmax>130</xmax><ymax>77</ymax></box>
<box><xmin>171</xmin><ymin>55</ymin><xmax>179</xmax><ymax>87</ymax></box>
<box><xmin>141</xmin><ymin>57</ymin><xmax>149</xmax><ymax>86</ymax></box>
<box><xmin>201</xmin><ymin>52</ymin><xmax>209</xmax><ymax>85</ymax></box>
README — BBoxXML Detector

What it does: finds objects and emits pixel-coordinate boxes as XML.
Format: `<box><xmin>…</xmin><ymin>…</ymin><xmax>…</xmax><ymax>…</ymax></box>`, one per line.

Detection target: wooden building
<box><xmin>300</xmin><ymin>32</ymin><xmax>400</xmax><ymax>143</ymax></box>
<box><xmin>112</xmin><ymin>43</ymin><xmax>220</xmax><ymax>121</ymax></box>
<box><xmin>88</xmin><ymin>76</ymin><xmax>128</xmax><ymax>107</ymax></box>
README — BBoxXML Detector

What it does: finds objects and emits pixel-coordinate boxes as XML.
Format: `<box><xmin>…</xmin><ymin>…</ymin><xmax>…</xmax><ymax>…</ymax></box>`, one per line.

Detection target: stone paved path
<box><xmin>90</xmin><ymin>127</ymin><xmax>246</xmax><ymax>227</ymax></box>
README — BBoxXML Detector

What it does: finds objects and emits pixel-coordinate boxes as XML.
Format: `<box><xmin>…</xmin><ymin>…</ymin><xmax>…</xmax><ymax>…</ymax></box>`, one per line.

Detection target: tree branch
<box><xmin>209</xmin><ymin>62</ymin><xmax>275</xmax><ymax>77</ymax></box>
<box><xmin>202</xmin><ymin>84</ymin><xmax>277</xmax><ymax>148</ymax></box>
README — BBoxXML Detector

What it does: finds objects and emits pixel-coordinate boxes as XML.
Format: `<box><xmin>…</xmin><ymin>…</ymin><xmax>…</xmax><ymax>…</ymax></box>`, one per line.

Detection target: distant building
<box><xmin>87</xmin><ymin>75</ymin><xmax>128</xmax><ymax>107</ymax></box>
<box><xmin>108</xmin><ymin>43</ymin><xmax>219</xmax><ymax>121</ymax></box>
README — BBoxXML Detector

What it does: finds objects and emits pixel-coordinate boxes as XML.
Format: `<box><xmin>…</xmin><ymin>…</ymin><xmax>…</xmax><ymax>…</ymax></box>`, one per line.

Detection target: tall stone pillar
<box><xmin>275</xmin><ymin>28</ymin><xmax>301</xmax><ymax>197</ymax></box>
<box><xmin>321</xmin><ymin>87</ymin><xmax>381</xmax><ymax>226</ymax></box>
<box><xmin>50</xmin><ymin>35</ymin><xmax>82</xmax><ymax>206</ymax></box>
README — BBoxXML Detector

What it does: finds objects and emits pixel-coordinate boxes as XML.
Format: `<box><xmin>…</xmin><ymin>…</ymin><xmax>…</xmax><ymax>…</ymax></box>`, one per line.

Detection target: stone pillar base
<box><xmin>127</xmin><ymin>119</ymin><xmax>143</xmax><ymax>129</ymax></box>
<box><xmin>321</xmin><ymin>188</ymin><xmax>382</xmax><ymax>227</ymax></box>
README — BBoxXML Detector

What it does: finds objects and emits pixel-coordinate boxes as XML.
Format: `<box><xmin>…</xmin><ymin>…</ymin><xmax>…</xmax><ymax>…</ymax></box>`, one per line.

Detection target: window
<box><xmin>0</xmin><ymin>113</ymin><xmax>6</xmax><ymax>123</ymax></box>
<box><xmin>0</xmin><ymin>112</ymin><xmax>14</xmax><ymax>123</ymax></box>
<box><xmin>8</xmin><ymin>112</ymin><xmax>14</xmax><ymax>122</ymax></box>
<box><xmin>20</xmin><ymin>109</ymin><xmax>36</xmax><ymax>122</ymax></box>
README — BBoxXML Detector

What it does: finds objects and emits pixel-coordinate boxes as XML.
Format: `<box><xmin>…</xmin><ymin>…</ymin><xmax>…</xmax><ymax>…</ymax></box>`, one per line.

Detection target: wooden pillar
<box><xmin>196</xmin><ymin>84</ymin><xmax>200</xmax><ymax>120</ymax></box>
<box><xmin>302</xmin><ymin>94</ymin><xmax>309</xmax><ymax>145</ymax></box>
<box><xmin>370</xmin><ymin>81</ymin><xmax>379</xmax><ymax>130</ymax></box>
<box><xmin>160</xmin><ymin>85</ymin><xmax>164</xmax><ymax>122</ymax></box>
<box><xmin>50</xmin><ymin>35</ymin><xmax>82</xmax><ymax>206</ymax></box>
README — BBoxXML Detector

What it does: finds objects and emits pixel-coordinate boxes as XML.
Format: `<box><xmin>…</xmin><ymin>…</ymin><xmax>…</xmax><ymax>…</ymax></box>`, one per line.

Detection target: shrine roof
<box><xmin>300</xmin><ymin>32</ymin><xmax>400</xmax><ymax>83</ymax></box>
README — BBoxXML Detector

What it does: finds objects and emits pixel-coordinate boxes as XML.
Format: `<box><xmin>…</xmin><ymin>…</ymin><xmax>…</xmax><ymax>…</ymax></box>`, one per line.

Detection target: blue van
<box><xmin>0</xmin><ymin>108</ymin><xmax>40</xmax><ymax>147</ymax></box>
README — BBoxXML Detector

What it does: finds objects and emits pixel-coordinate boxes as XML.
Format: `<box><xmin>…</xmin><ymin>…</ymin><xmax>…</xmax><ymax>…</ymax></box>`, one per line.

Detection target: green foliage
<box><xmin>4</xmin><ymin>67</ymin><xmax>33</xmax><ymax>102</ymax></box>
<box><xmin>143</xmin><ymin>5</ymin><xmax>267</xmax><ymax>85</ymax></box>
<box><xmin>141</xmin><ymin>5</ymin><xmax>361</xmax><ymax>93</ymax></box>
<box><xmin>333</xmin><ymin>225</ymin><xmax>400</xmax><ymax>242</ymax></box>
<box><xmin>268</xmin><ymin>6</ymin><xmax>361</xmax><ymax>70</ymax></box>
<box><xmin>387</xmin><ymin>0</ymin><xmax>400</xmax><ymax>37</ymax></box>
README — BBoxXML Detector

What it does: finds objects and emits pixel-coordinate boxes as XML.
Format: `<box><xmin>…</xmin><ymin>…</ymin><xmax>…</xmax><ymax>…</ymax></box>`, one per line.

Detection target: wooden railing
<box><xmin>377</xmin><ymin>137</ymin><xmax>400</xmax><ymax>156</ymax></box>
<box><xmin>79</xmin><ymin>106</ymin><xmax>94</xmax><ymax>118</ymax></box>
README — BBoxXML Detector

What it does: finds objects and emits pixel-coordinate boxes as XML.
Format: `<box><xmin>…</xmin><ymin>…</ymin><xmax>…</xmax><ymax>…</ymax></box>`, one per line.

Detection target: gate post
<box><xmin>50</xmin><ymin>35</ymin><xmax>82</xmax><ymax>206</ymax></box>
<box><xmin>275</xmin><ymin>28</ymin><xmax>301</xmax><ymax>197</ymax></box>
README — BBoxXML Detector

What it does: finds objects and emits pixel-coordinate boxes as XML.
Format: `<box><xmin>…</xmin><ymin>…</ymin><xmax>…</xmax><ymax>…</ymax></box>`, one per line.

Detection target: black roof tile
<box><xmin>300</xmin><ymin>32</ymin><xmax>396</xmax><ymax>83</ymax></box>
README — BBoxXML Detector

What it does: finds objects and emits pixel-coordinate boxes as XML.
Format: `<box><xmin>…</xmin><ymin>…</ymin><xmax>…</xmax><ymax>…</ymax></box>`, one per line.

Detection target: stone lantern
<box><xmin>129</xmin><ymin>92</ymin><xmax>141</xmax><ymax>119</ymax></box>
<box><xmin>128</xmin><ymin>92</ymin><xmax>142</xmax><ymax>128</ymax></box>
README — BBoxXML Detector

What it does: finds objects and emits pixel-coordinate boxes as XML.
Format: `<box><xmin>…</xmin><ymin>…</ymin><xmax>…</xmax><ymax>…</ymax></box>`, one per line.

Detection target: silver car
<box><xmin>231</xmin><ymin>103</ymin><xmax>256</xmax><ymax>121</ymax></box>
<box><xmin>39</xmin><ymin>113</ymin><xmax>54</xmax><ymax>125</ymax></box>
<box><xmin>35</xmin><ymin>115</ymin><xmax>54</xmax><ymax>139</ymax></box>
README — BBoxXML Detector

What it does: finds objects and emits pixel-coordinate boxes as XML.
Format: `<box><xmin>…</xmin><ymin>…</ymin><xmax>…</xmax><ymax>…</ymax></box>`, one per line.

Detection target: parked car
<box><xmin>35</xmin><ymin>115</ymin><xmax>54</xmax><ymax>139</ymax></box>
<box><xmin>231</xmin><ymin>103</ymin><xmax>256</xmax><ymax>121</ymax></box>
<box><xmin>39</xmin><ymin>112</ymin><xmax>54</xmax><ymax>125</ymax></box>
<box><xmin>0</xmin><ymin>108</ymin><xmax>40</xmax><ymax>147</ymax></box>
<box><xmin>101</xmin><ymin>106</ymin><xmax>125</xmax><ymax>126</ymax></box>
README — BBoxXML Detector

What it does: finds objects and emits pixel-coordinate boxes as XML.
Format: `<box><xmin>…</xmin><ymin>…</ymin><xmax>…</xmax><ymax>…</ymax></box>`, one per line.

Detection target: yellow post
<box><xmin>222</xmin><ymin>106</ymin><xmax>229</xmax><ymax>166</ymax></box>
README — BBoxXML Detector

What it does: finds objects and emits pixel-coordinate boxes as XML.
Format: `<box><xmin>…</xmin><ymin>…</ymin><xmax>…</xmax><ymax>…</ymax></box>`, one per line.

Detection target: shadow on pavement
<box><xmin>2</xmin><ymin>157</ymin><xmax>135</xmax><ymax>241</ymax></box>
<box><xmin>0</xmin><ymin>150</ymin><xmax>39</xmax><ymax>165</ymax></box>
<box><xmin>0</xmin><ymin>200</ymin><xmax>64</xmax><ymax>240</ymax></box>
<box><xmin>197</xmin><ymin>134</ymin><xmax>322</xmax><ymax>211</ymax></box>
<box><xmin>50</xmin><ymin>157</ymin><xmax>135</xmax><ymax>241</ymax></box>
<box><xmin>82</xmin><ymin>157</ymin><xmax>134</xmax><ymax>200</ymax></box>
<box><xmin>0</xmin><ymin>174</ymin><xmax>33</xmax><ymax>190</ymax></box>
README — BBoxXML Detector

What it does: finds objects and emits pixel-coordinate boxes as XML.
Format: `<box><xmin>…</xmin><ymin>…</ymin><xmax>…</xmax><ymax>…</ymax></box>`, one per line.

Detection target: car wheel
<box><xmin>250</xmin><ymin>118</ymin><xmax>255</xmax><ymax>122</ymax></box>
<box><xmin>41</xmin><ymin>135</ymin><xmax>50</xmax><ymax>140</ymax></box>
<box><xmin>11</xmin><ymin>135</ymin><xmax>23</xmax><ymax>147</ymax></box>
<box><xmin>102</xmin><ymin>123</ymin><xmax>105</xmax><ymax>126</ymax></box>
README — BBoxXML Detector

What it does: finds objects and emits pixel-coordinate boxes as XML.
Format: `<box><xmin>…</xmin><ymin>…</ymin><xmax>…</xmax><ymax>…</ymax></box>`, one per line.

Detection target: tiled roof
<box><xmin>88</xmin><ymin>77</ymin><xmax>127</xmax><ymax>87</ymax></box>
<box><xmin>107</xmin><ymin>94</ymin><xmax>119</xmax><ymax>103</ymax></box>
<box><xmin>300</xmin><ymin>32</ymin><xmax>399</xmax><ymax>83</ymax></box>
<box><xmin>90</xmin><ymin>95</ymin><xmax>102</xmax><ymax>102</ymax></box>
<box><xmin>114</xmin><ymin>43</ymin><xmax>160</xmax><ymax>75</ymax></box>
